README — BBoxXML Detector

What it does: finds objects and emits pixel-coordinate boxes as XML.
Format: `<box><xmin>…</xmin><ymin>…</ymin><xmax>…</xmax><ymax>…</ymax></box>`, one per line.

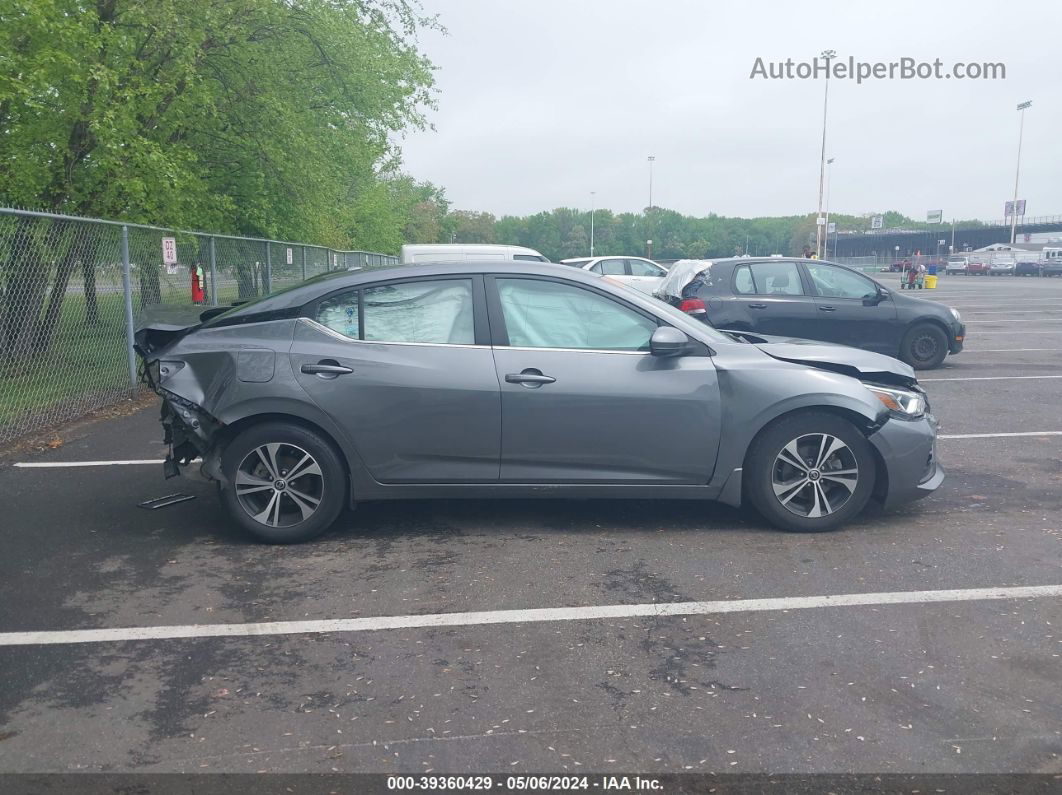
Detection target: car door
<box><xmin>487</xmin><ymin>275</ymin><xmax>721</xmax><ymax>483</ymax></box>
<box><xmin>290</xmin><ymin>275</ymin><xmax>501</xmax><ymax>483</ymax></box>
<box><xmin>713</xmin><ymin>261</ymin><xmax>818</xmax><ymax>338</ymax></box>
<box><xmin>802</xmin><ymin>261</ymin><xmax>899</xmax><ymax>354</ymax></box>
<box><xmin>625</xmin><ymin>258</ymin><xmax>668</xmax><ymax>294</ymax></box>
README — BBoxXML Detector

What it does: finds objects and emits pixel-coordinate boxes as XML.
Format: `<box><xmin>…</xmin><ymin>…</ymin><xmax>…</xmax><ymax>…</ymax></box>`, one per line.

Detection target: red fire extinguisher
<box><xmin>191</xmin><ymin>263</ymin><xmax>205</xmax><ymax>304</ymax></box>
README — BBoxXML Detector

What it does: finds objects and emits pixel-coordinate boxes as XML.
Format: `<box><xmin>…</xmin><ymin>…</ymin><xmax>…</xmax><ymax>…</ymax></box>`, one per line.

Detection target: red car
<box><xmin>966</xmin><ymin>259</ymin><xmax>990</xmax><ymax>275</ymax></box>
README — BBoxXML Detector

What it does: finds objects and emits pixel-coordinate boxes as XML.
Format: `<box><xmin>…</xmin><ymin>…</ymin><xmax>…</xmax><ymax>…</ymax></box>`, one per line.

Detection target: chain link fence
<box><xmin>0</xmin><ymin>207</ymin><xmax>397</xmax><ymax>446</ymax></box>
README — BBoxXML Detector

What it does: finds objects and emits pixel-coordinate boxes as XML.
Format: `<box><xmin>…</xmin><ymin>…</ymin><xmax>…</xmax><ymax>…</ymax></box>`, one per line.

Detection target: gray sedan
<box><xmin>136</xmin><ymin>262</ymin><xmax>944</xmax><ymax>543</ymax></box>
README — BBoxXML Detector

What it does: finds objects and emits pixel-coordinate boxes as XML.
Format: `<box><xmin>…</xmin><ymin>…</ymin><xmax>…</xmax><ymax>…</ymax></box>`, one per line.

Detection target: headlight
<box><xmin>949</xmin><ymin>307</ymin><xmax>961</xmax><ymax>323</ymax></box>
<box><xmin>866</xmin><ymin>384</ymin><xmax>926</xmax><ymax>419</ymax></box>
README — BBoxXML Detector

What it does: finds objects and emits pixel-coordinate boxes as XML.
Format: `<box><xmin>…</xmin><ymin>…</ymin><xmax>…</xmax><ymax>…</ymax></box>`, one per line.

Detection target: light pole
<box><xmin>590</xmin><ymin>191</ymin><xmax>596</xmax><ymax>257</ymax></box>
<box><xmin>823</xmin><ymin>157</ymin><xmax>835</xmax><ymax>258</ymax></box>
<box><xmin>647</xmin><ymin>155</ymin><xmax>655</xmax><ymax>258</ymax></box>
<box><xmin>815</xmin><ymin>49</ymin><xmax>836</xmax><ymax>258</ymax></box>
<box><xmin>1010</xmin><ymin>100</ymin><xmax>1032</xmax><ymax>244</ymax></box>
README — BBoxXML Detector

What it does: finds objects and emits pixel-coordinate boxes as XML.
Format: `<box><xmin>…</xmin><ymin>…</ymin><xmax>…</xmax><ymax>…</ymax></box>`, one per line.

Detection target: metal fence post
<box><xmin>301</xmin><ymin>246</ymin><xmax>307</xmax><ymax>281</ymax></box>
<box><xmin>265</xmin><ymin>242</ymin><xmax>272</xmax><ymax>294</ymax></box>
<box><xmin>121</xmin><ymin>225</ymin><xmax>137</xmax><ymax>390</ymax></box>
<box><xmin>209</xmin><ymin>236</ymin><xmax>218</xmax><ymax>305</ymax></box>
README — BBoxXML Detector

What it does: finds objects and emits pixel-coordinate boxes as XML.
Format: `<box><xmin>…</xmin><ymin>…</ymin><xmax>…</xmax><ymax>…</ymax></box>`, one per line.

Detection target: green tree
<box><xmin>0</xmin><ymin>0</ymin><xmax>436</xmax><ymax>362</ymax></box>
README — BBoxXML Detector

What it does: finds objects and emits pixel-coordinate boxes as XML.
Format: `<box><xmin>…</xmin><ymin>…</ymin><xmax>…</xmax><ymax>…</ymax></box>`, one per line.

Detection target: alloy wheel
<box><xmin>235</xmin><ymin>442</ymin><xmax>324</xmax><ymax>528</ymax></box>
<box><xmin>771</xmin><ymin>433</ymin><xmax>859</xmax><ymax>518</ymax></box>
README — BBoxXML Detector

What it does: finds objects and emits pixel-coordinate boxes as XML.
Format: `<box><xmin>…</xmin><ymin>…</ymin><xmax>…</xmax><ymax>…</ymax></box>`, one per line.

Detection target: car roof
<box><xmin>203</xmin><ymin>261</ymin><xmax>610</xmax><ymax>322</ymax></box>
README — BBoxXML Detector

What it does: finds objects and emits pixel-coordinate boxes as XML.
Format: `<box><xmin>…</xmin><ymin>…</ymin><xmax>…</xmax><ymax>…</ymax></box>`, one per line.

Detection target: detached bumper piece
<box><xmin>138</xmin><ymin>493</ymin><xmax>196</xmax><ymax>510</ymax></box>
<box><xmin>158</xmin><ymin>390</ymin><xmax>222</xmax><ymax>478</ymax></box>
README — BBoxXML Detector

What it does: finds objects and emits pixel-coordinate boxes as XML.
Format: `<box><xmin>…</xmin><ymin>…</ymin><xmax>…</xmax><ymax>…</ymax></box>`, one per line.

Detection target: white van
<box><xmin>400</xmin><ymin>244</ymin><xmax>549</xmax><ymax>264</ymax></box>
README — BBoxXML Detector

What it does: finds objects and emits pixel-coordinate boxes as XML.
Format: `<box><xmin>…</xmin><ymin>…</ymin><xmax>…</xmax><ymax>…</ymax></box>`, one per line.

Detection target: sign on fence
<box><xmin>162</xmin><ymin>237</ymin><xmax>177</xmax><ymax>265</ymax></box>
<box><xmin>286</xmin><ymin>247</ymin><xmax>293</xmax><ymax>265</ymax></box>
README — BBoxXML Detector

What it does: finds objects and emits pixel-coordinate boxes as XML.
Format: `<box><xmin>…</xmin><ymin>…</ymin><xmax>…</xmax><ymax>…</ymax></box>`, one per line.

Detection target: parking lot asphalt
<box><xmin>0</xmin><ymin>272</ymin><xmax>1059</xmax><ymax>775</ymax></box>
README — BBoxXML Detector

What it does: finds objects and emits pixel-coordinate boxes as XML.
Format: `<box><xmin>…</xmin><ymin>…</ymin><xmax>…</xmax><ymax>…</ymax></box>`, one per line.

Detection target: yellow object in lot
<box><xmin>925</xmin><ymin>275</ymin><xmax>938</xmax><ymax>289</ymax></box>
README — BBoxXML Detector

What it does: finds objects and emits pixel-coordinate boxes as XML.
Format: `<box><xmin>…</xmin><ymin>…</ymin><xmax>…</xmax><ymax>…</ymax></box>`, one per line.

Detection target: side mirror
<box><xmin>650</xmin><ymin>326</ymin><xmax>689</xmax><ymax>357</ymax></box>
<box><xmin>863</xmin><ymin>288</ymin><xmax>886</xmax><ymax>306</ymax></box>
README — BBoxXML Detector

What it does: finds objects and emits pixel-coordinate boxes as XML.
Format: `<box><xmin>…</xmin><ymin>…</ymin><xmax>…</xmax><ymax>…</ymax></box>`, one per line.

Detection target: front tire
<box><xmin>219</xmin><ymin>422</ymin><xmax>346</xmax><ymax>543</ymax></box>
<box><xmin>744</xmin><ymin>411</ymin><xmax>875</xmax><ymax>533</ymax></box>
<box><xmin>899</xmin><ymin>322</ymin><xmax>948</xmax><ymax>370</ymax></box>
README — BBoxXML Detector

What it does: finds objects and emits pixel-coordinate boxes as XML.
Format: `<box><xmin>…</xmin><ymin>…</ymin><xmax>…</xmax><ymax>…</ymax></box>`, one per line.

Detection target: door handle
<box><xmin>748</xmin><ymin>303</ymin><xmax>767</xmax><ymax>310</ymax></box>
<box><xmin>505</xmin><ymin>370</ymin><xmax>556</xmax><ymax>386</ymax></box>
<box><xmin>301</xmin><ymin>362</ymin><xmax>353</xmax><ymax>376</ymax></box>
<box><xmin>818</xmin><ymin>305</ymin><xmax>836</xmax><ymax>312</ymax></box>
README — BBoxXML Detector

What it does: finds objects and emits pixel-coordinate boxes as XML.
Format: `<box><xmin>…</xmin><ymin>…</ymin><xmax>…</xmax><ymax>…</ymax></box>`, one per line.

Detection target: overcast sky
<box><xmin>398</xmin><ymin>0</ymin><xmax>1061</xmax><ymax>222</ymax></box>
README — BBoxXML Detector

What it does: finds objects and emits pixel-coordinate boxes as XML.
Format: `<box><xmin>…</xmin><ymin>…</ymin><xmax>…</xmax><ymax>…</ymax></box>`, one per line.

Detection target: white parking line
<box><xmin>13</xmin><ymin>460</ymin><xmax>165</xmax><ymax>468</ymax></box>
<box><xmin>0</xmin><ymin>584</ymin><xmax>1058</xmax><ymax>647</ymax></box>
<box><xmin>964</xmin><ymin>319</ymin><xmax>1062</xmax><ymax>323</ymax></box>
<box><xmin>961</xmin><ymin>348</ymin><xmax>1060</xmax><ymax>353</ymax></box>
<box><xmin>921</xmin><ymin>375</ymin><xmax>1062</xmax><ymax>382</ymax></box>
<box><xmin>962</xmin><ymin>331</ymin><xmax>1062</xmax><ymax>335</ymax></box>
<box><xmin>940</xmin><ymin>431</ymin><xmax>1062</xmax><ymax>439</ymax></box>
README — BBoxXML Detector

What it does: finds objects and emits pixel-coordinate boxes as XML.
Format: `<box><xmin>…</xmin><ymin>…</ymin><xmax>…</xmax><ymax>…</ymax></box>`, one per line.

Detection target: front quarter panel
<box><xmin>708</xmin><ymin>342</ymin><xmax>888</xmax><ymax>490</ymax></box>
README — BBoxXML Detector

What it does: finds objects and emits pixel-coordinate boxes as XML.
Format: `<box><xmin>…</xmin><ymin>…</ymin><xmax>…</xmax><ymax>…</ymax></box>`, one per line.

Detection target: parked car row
<box><xmin>946</xmin><ymin>254</ymin><xmax>1062</xmax><ymax>276</ymax></box>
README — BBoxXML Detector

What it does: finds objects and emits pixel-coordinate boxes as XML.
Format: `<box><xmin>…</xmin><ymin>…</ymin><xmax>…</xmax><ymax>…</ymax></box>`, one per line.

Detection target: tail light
<box><xmin>678</xmin><ymin>298</ymin><xmax>707</xmax><ymax>315</ymax></box>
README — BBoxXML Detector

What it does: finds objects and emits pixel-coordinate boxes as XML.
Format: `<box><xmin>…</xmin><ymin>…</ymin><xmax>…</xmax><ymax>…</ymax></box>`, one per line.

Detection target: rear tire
<box><xmin>744</xmin><ymin>411</ymin><xmax>875</xmax><ymax>533</ymax></box>
<box><xmin>219</xmin><ymin>422</ymin><xmax>346</xmax><ymax>543</ymax></box>
<box><xmin>899</xmin><ymin>323</ymin><xmax>948</xmax><ymax>370</ymax></box>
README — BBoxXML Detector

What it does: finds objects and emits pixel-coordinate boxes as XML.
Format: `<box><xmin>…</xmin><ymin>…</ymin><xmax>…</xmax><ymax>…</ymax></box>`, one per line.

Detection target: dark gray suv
<box><xmin>136</xmin><ymin>262</ymin><xmax>943</xmax><ymax>543</ymax></box>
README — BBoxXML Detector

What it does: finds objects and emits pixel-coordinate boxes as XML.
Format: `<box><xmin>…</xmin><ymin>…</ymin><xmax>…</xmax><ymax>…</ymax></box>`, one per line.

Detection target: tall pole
<box><xmin>647</xmin><ymin>155</ymin><xmax>655</xmax><ymax>259</ymax></box>
<box><xmin>1011</xmin><ymin>100</ymin><xmax>1032</xmax><ymax>244</ymax></box>
<box><xmin>590</xmin><ymin>191</ymin><xmax>596</xmax><ymax>256</ymax></box>
<box><xmin>815</xmin><ymin>50</ymin><xmax>836</xmax><ymax>259</ymax></box>
<box><xmin>823</xmin><ymin>157</ymin><xmax>834</xmax><ymax>259</ymax></box>
<box><xmin>121</xmin><ymin>225</ymin><xmax>137</xmax><ymax>390</ymax></box>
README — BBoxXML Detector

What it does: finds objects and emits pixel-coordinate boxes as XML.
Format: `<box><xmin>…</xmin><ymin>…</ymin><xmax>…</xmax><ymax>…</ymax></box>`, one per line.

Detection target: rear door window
<box><xmin>316</xmin><ymin>279</ymin><xmax>475</xmax><ymax>345</ymax></box>
<box><xmin>748</xmin><ymin>261</ymin><xmax>805</xmax><ymax>295</ymax></box>
<box><xmin>591</xmin><ymin>258</ymin><xmax>627</xmax><ymax>276</ymax></box>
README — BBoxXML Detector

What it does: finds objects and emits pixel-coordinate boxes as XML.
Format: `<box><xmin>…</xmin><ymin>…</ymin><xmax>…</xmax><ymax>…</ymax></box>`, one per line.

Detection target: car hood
<box><xmin>722</xmin><ymin>330</ymin><xmax>918</xmax><ymax>387</ymax></box>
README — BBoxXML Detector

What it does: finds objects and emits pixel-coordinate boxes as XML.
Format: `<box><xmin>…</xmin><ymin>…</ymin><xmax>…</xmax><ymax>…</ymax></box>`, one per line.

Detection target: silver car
<box><xmin>136</xmin><ymin>262</ymin><xmax>944</xmax><ymax>543</ymax></box>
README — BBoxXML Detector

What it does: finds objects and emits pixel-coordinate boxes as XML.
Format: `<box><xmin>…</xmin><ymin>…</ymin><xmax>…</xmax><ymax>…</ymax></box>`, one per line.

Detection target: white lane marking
<box><xmin>961</xmin><ymin>348</ymin><xmax>1060</xmax><ymax>352</ymax></box>
<box><xmin>940</xmin><ymin>431</ymin><xmax>1062</xmax><ymax>439</ymax></box>
<box><xmin>921</xmin><ymin>375</ymin><xmax>1062</xmax><ymax>382</ymax></box>
<box><xmin>1</xmin><ymin>584</ymin><xmax>1059</xmax><ymax>647</ymax></box>
<box><xmin>13</xmin><ymin>459</ymin><xmax>165</xmax><ymax>468</ymax></box>
<box><xmin>962</xmin><ymin>331</ymin><xmax>1062</xmax><ymax>334</ymax></box>
<box><xmin>964</xmin><ymin>310</ymin><xmax>1062</xmax><ymax>314</ymax></box>
<box><xmin>964</xmin><ymin>319</ymin><xmax>1062</xmax><ymax>323</ymax></box>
